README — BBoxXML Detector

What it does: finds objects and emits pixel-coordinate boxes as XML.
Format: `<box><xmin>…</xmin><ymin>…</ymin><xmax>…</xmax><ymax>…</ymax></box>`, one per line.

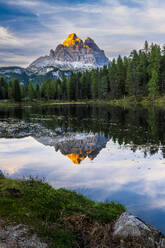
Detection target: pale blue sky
<box><xmin>0</xmin><ymin>0</ymin><xmax>165</xmax><ymax>67</ymax></box>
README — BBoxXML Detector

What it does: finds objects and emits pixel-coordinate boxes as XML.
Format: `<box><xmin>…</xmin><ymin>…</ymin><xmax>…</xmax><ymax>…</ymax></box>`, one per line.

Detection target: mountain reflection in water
<box><xmin>35</xmin><ymin>133</ymin><xmax>109</xmax><ymax>164</ymax></box>
<box><xmin>1</xmin><ymin>104</ymin><xmax>165</xmax><ymax>157</ymax></box>
<box><xmin>54</xmin><ymin>134</ymin><xmax>109</xmax><ymax>164</ymax></box>
<box><xmin>0</xmin><ymin>105</ymin><xmax>165</xmax><ymax>233</ymax></box>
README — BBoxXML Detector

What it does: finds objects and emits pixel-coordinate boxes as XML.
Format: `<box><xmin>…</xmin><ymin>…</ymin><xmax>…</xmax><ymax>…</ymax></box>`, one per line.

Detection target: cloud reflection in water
<box><xmin>0</xmin><ymin>136</ymin><xmax>165</xmax><ymax>232</ymax></box>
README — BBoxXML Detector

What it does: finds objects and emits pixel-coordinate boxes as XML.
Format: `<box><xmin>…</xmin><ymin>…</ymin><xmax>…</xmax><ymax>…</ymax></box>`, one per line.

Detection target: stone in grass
<box><xmin>113</xmin><ymin>212</ymin><xmax>165</xmax><ymax>248</ymax></box>
<box><xmin>0</xmin><ymin>221</ymin><xmax>47</xmax><ymax>248</ymax></box>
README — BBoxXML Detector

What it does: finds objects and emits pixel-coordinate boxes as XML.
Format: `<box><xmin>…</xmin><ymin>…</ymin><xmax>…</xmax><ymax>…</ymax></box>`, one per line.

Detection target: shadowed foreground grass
<box><xmin>0</xmin><ymin>173</ymin><xmax>125</xmax><ymax>247</ymax></box>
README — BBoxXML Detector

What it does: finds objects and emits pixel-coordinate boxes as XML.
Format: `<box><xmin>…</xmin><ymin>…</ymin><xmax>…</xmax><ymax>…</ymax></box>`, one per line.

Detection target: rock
<box><xmin>113</xmin><ymin>212</ymin><xmax>165</xmax><ymax>248</ymax></box>
<box><xmin>53</xmin><ymin>33</ymin><xmax>109</xmax><ymax>66</ymax></box>
<box><xmin>28</xmin><ymin>33</ymin><xmax>109</xmax><ymax>71</ymax></box>
<box><xmin>49</xmin><ymin>49</ymin><xmax>55</xmax><ymax>57</ymax></box>
<box><xmin>0</xmin><ymin>120</ymin><xmax>58</xmax><ymax>139</ymax></box>
<box><xmin>113</xmin><ymin>212</ymin><xmax>150</xmax><ymax>238</ymax></box>
<box><xmin>62</xmin><ymin>33</ymin><xmax>84</xmax><ymax>47</ymax></box>
<box><xmin>0</xmin><ymin>221</ymin><xmax>47</xmax><ymax>248</ymax></box>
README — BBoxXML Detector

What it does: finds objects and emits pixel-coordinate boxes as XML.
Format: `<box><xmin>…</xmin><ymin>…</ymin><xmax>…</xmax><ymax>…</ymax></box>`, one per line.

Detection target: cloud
<box><xmin>1</xmin><ymin>0</ymin><xmax>41</xmax><ymax>8</ymax></box>
<box><xmin>1</xmin><ymin>0</ymin><xmax>165</xmax><ymax>66</ymax></box>
<box><xmin>0</xmin><ymin>26</ymin><xmax>21</xmax><ymax>47</ymax></box>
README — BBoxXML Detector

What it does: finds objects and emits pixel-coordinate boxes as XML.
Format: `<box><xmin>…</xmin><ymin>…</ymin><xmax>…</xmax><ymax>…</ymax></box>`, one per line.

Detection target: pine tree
<box><xmin>57</xmin><ymin>79</ymin><xmax>62</xmax><ymax>100</ymax></box>
<box><xmin>147</xmin><ymin>44</ymin><xmax>161</xmax><ymax>97</ymax></box>
<box><xmin>148</xmin><ymin>69</ymin><xmax>159</xmax><ymax>99</ymax></box>
<box><xmin>35</xmin><ymin>84</ymin><xmax>40</xmax><ymax>99</ymax></box>
<box><xmin>127</xmin><ymin>50</ymin><xmax>139</xmax><ymax>97</ymax></box>
<box><xmin>160</xmin><ymin>45</ymin><xmax>165</xmax><ymax>94</ymax></box>
<box><xmin>137</xmin><ymin>50</ymin><xmax>148</xmax><ymax>96</ymax></box>
<box><xmin>28</xmin><ymin>81</ymin><xmax>35</xmax><ymax>101</ymax></box>
<box><xmin>0</xmin><ymin>77</ymin><xmax>8</xmax><ymax>99</ymax></box>
<box><xmin>99</xmin><ymin>75</ymin><xmax>108</xmax><ymax>99</ymax></box>
<box><xmin>66</xmin><ymin>73</ymin><xmax>77</xmax><ymax>100</ymax></box>
<box><xmin>125</xmin><ymin>60</ymin><xmax>133</xmax><ymax>96</ymax></box>
<box><xmin>80</xmin><ymin>72</ymin><xmax>91</xmax><ymax>99</ymax></box>
<box><xmin>91</xmin><ymin>70</ymin><xmax>98</xmax><ymax>99</ymax></box>
<box><xmin>144</xmin><ymin>40</ymin><xmax>149</xmax><ymax>54</ymax></box>
<box><xmin>108</xmin><ymin>59</ymin><xmax>118</xmax><ymax>99</ymax></box>
<box><xmin>116</xmin><ymin>56</ymin><xmax>126</xmax><ymax>98</ymax></box>
<box><xmin>22</xmin><ymin>83</ymin><xmax>28</xmax><ymax>99</ymax></box>
<box><xmin>10</xmin><ymin>79</ymin><xmax>21</xmax><ymax>102</ymax></box>
<box><xmin>61</xmin><ymin>73</ymin><xmax>67</xmax><ymax>100</ymax></box>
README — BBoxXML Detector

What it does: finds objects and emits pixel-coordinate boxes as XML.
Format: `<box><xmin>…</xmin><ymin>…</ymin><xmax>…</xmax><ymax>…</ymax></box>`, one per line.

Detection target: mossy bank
<box><xmin>0</xmin><ymin>172</ymin><xmax>165</xmax><ymax>247</ymax></box>
<box><xmin>0</xmin><ymin>173</ymin><xmax>125</xmax><ymax>247</ymax></box>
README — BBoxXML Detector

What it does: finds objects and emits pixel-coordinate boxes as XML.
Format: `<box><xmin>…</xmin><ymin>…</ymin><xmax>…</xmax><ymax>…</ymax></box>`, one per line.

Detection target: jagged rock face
<box><xmin>52</xmin><ymin>33</ymin><xmax>109</xmax><ymax>66</ymax></box>
<box><xmin>29</xmin><ymin>33</ymin><xmax>109</xmax><ymax>72</ymax></box>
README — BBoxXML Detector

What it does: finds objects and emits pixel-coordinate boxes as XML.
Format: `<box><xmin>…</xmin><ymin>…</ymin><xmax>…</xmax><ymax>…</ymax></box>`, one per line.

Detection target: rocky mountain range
<box><xmin>29</xmin><ymin>33</ymin><xmax>109</xmax><ymax>73</ymax></box>
<box><xmin>0</xmin><ymin>33</ymin><xmax>109</xmax><ymax>83</ymax></box>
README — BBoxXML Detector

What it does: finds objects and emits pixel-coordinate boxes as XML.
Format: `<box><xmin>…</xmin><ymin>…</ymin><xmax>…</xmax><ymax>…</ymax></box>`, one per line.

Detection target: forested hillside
<box><xmin>0</xmin><ymin>42</ymin><xmax>165</xmax><ymax>102</ymax></box>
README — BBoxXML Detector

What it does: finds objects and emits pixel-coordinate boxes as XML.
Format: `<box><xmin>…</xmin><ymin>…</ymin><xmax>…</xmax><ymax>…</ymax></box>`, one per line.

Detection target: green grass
<box><xmin>0</xmin><ymin>100</ymin><xmax>89</xmax><ymax>108</ymax></box>
<box><xmin>0</xmin><ymin>176</ymin><xmax>125</xmax><ymax>247</ymax></box>
<box><xmin>1</xmin><ymin>96</ymin><xmax>165</xmax><ymax>108</ymax></box>
<box><xmin>2</xmin><ymin>96</ymin><xmax>165</xmax><ymax>109</ymax></box>
<box><xmin>107</xmin><ymin>95</ymin><xmax>165</xmax><ymax>108</ymax></box>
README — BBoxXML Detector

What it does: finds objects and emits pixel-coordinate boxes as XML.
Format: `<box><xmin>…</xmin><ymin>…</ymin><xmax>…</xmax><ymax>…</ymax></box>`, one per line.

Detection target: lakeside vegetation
<box><xmin>0</xmin><ymin>172</ymin><xmax>125</xmax><ymax>247</ymax></box>
<box><xmin>1</xmin><ymin>41</ymin><xmax>165</xmax><ymax>106</ymax></box>
<box><xmin>1</xmin><ymin>96</ymin><xmax>165</xmax><ymax>109</ymax></box>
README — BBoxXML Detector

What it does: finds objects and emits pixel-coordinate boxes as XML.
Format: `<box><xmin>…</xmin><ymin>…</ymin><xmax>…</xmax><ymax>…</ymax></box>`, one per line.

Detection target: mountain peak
<box><xmin>68</xmin><ymin>33</ymin><xmax>77</xmax><ymax>39</ymax></box>
<box><xmin>85</xmin><ymin>37</ymin><xmax>93</xmax><ymax>41</ymax></box>
<box><xmin>62</xmin><ymin>33</ymin><xmax>83</xmax><ymax>47</ymax></box>
<box><xmin>29</xmin><ymin>33</ymin><xmax>109</xmax><ymax>71</ymax></box>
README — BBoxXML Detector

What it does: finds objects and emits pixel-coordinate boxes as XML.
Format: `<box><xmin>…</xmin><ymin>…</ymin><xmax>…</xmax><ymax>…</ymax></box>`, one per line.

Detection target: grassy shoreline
<box><xmin>0</xmin><ymin>96</ymin><xmax>165</xmax><ymax>108</ymax></box>
<box><xmin>0</xmin><ymin>173</ymin><xmax>125</xmax><ymax>247</ymax></box>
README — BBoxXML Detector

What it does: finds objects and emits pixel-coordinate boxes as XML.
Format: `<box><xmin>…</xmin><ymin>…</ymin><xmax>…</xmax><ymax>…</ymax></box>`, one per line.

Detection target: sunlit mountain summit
<box><xmin>0</xmin><ymin>33</ymin><xmax>109</xmax><ymax>83</ymax></box>
<box><xmin>28</xmin><ymin>33</ymin><xmax>109</xmax><ymax>72</ymax></box>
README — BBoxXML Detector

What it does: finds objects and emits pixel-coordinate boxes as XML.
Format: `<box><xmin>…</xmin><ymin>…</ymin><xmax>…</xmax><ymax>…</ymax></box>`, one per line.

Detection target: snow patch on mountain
<box><xmin>28</xmin><ymin>33</ymin><xmax>110</xmax><ymax>73</ymax></box>
<box><xmin>29</xmin><ymin>57</ymin><xmax>97</xmax><ymax>73</ymax></box>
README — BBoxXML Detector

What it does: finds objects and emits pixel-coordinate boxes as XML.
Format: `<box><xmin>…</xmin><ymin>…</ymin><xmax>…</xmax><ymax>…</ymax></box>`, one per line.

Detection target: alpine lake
<box><xmin>0</xmin><ymin>104</ymin><xmax>165</xmax><ymax>233</ymax></box>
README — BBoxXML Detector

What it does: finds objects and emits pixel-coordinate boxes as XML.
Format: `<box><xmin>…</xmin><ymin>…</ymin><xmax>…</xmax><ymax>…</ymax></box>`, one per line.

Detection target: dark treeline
<box><xmin>1</xmin><ymin>41</ymin><xmax>165</xmax><ymax>101</ymax></box>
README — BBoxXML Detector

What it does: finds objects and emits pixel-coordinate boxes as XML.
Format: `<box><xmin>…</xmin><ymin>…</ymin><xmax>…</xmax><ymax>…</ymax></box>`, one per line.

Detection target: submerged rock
<box><xmin>0</xmin><ymin>120</ymin><xmax>57</xmax><ymax>139</ymax></box>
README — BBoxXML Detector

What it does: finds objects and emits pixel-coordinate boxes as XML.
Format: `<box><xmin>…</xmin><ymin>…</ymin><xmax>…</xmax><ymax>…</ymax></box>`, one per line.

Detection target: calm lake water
<box><xmin>0</xmin><ymin>104</ymin><xmax>165</xmax><ymax>233</ymax></box>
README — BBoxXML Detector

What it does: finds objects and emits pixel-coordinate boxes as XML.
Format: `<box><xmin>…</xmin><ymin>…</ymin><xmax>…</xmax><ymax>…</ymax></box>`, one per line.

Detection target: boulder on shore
<box><xmin>113</xmin><ymin>212</ymin><xmax>165</xmax><ymax>248</ymax></box>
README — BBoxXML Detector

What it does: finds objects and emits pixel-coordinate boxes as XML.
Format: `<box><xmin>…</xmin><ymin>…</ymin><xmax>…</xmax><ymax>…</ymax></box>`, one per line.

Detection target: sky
<box><xmin>0</xmin><ymin>0</ymin><xmax>165</xmax><ymax>67</ymax></box>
